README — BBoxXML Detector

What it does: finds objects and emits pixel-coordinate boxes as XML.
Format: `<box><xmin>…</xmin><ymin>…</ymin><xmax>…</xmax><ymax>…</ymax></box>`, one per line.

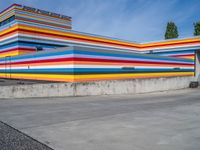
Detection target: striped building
<box><xmin>0</xmin><ymin>4</ymin><xmax>199</xmax><ymax>82</ymax></box>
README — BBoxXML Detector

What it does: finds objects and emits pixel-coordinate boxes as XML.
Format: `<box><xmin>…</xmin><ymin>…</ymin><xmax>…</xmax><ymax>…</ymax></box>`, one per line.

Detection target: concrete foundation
<box><xmin>0</xmin><ymin>76</ymin><xmax>194</xmax><ymax>99</ymax></box>
<box><xmin>195</xmin><ymin>51</ymin><xmax>200</xmax><ymax>82</ymax></box>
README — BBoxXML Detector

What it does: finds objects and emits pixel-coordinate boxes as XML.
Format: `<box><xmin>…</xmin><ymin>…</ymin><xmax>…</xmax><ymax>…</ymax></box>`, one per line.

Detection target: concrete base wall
<box><xmin>0</xmin><ymin>76</ymin><xmax>194</xmax><ymax>99</ymax></box>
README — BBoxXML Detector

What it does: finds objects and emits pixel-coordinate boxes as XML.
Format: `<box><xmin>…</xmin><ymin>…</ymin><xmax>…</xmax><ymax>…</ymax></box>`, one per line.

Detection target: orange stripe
<box><xmin>74</xmin><ymin>74</ymin><xmax>193</xmax><ymax>82</ymax></box>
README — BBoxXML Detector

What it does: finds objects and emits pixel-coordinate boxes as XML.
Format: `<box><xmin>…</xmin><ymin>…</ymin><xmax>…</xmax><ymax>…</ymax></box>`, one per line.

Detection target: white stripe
<box><xmin>0</xmin><ymin>65</ymin><xmax>193</xmax><ymax>70</ymax></box>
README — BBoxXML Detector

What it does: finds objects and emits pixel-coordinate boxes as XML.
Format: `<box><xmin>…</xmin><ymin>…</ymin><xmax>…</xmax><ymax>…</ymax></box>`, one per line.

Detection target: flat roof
<box><xmin>0</xmin><ymin>4</ymin><xmax>71</xmax><ymax>21</ymax></box>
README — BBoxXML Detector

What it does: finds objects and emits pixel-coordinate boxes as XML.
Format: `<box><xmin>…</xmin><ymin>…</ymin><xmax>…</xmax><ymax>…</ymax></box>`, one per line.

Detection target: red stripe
<box><xmin>170</xmin><ymin>54</ymin><xmax>194</xmax><ymax>57</ymax></box>
<box><xmin>0</xmin><ymin>29</ymin><xmax>18</xmax><ymax>38</ymax></box>
<box><xmin>72</xmin><ymin>58</ymin><xmax>194</xmax><ymax>66</ymax></box>
<box><xmin>0</xmin><ymin>48</ymin><xmax>35</xmax><ymax>54</ymax></box>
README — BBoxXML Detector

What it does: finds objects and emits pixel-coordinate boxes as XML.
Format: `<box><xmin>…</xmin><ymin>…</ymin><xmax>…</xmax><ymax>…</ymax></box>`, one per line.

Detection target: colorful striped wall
<box><xmin>0</xmin><ymin>48</ymin><xmax>74</xmax><ymax>82</ymax></box>
<box><xmin>0</xmin><ymin>4</ymin><xmax>199</xmax><ymax>82</ymax></box>
<box><xmin>0</xmin><ymin>46</ymin><xmax>194</xmax><ymax>82</ymax></box>
<box><xmin>72</xmin><ymin>46</ymin><xmax>194</xmax><ymax>82</ymax></box>
<box><xmin>1</xmin><ymin>21</ymin><xmax>198</xmax><ymax>58</ymax></box>
<box><xmin>0</xmin><ymin>4</ymin><xmax>72</xmax><ymax>58</ymax></box>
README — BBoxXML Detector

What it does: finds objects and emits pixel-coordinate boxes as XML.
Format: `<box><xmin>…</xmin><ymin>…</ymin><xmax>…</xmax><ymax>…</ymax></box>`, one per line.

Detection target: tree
<box><xmin>194</xmin><ymin>22</ymin><xmax>200</xmax><ymax>36</ymax></box>
<box><xmin>165</xmin><ymin>22</ymin><xmax>179</xmax><ymax>39</ymax></box>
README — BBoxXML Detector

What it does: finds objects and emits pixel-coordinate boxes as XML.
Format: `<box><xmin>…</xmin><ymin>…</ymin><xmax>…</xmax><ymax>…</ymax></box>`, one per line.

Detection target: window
<box><xmin>0</xmin><ymin>15</ymin><xmax>15</xmax><ymax>27</ymax></box>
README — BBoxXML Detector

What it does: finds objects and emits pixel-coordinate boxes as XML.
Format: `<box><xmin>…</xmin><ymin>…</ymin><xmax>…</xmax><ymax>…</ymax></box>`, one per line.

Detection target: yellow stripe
<box><xmin>3</xmin><ymin>72</ymin><xmax>194</xmax><ymax>78</ymax></box>
<box><xmin>0</xmin><ymin>72</ymin><xmax>193</xmax><ymax>82</ymax></box>
<box><xmin>0</xmin><ymin>73</ymin><xmax>72</xmax><ymax>78</ymax></box>
<box><xmin>0</xmin><ymin>51</ymin><xmax>19</xmax><ymax>58</ymax></box>
<box><xmin>74</xmin><ymin>72</ymin><xmax>194</xmax><ymax>79</ymax></box>
<box><xmin>141</xmin><ymin>38</ymin><xmax>200</xmax><ymax>47</ymax></box>
<box><xmin>0</xmin><ymin>25</ymin><xmax>18</xmax><ymax>36</ymax></box>
<box><xmin>0</xmin><ymin>73</ymin><xmax>74</xmax><ymax>82</ymax></box>
<box><xmin>178</xmin><ymin>56</ymin><xmax>194</xmax><ymax>59</ymax></box>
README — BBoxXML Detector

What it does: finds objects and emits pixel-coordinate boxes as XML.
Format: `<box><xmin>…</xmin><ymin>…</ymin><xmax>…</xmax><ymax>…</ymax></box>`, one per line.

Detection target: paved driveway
<box><xmin>0</xmin><ymin>88</ymin><xmax>200</xmax><ymax>150</ymax></box>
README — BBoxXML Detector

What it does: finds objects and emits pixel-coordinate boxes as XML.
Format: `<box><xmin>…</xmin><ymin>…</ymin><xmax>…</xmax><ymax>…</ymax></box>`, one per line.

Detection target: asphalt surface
<box><xmin>0</xmin><ymin>88</ymin><xmax>200</xmax><ymax>150</ymax></box>
<box><xmin>0</xmin><ymin>121</ymin><xmax>53</xmax><ymax>150</ymax></box>
<box><xmin>0</xmin><ymin>78</ymin><xmax>56</xmax><ymax>86</ymax></box>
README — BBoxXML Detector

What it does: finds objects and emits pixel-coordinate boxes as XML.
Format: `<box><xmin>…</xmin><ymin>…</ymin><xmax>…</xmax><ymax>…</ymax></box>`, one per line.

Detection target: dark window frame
<box><xmin>0</xmin><ymin>15</ymin><xmax>15</xmax><ymax>27</ymax></box>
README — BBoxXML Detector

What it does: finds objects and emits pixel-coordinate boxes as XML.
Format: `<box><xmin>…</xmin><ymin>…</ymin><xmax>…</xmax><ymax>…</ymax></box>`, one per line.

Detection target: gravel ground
<box><xmin>0</xmin><ymin>121</ymin><xmax>53</xmax><ymax>150</ymax></box>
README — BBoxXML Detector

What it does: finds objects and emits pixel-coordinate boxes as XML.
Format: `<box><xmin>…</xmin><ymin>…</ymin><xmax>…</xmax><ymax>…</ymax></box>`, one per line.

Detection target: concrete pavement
<box><xmin>0</xmin><ymin>88</ymin><xmax>200</xmax><ymax>150</ymax></box>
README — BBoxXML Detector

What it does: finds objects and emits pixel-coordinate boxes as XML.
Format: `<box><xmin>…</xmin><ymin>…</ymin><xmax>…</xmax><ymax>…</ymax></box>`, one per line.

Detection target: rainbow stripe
<box><xmin>0</xmin><ymin>46</ymin><xmax>194</xmax><ymax>82</ymax></box>
<box><xmin>0</xmin><ymin>4</ymin><xmax>198</xmax><ymax>82</ymax></box>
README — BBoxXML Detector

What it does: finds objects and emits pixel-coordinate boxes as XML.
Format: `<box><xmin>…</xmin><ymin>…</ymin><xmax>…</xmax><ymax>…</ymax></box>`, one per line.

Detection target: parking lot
<box><xmin>0</xmin><ymin>88</ymin><xmax>200</xmax><ymax>150</ymax></box>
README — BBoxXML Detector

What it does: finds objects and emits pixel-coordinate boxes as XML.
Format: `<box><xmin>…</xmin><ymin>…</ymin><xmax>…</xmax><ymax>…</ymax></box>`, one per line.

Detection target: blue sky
<box><xmin>1</xmin><ymin>0</ymin><xmax>200</xmax><ymax>43</ymax></box>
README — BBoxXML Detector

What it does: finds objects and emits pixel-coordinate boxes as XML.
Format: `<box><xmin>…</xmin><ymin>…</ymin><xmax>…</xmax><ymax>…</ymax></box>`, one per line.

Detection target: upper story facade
<box><xmin>0</xmin><ymin>4</ymin><xmax>200</xmax><ymax>60</ymax></box>
<box><xmin>0</xmin><ymin>4</ymin><xmax>72</xmax><ymax>30</ymax></box>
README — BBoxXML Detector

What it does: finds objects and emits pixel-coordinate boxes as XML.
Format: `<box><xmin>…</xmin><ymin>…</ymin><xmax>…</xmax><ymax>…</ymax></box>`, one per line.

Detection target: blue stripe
<box><xmin>0</xmin><ymin>41</ymin><xmax>65</xmax><ymax>50</ymax></box>
<box><xmin>74</xmin><ymin>50</ymin><xmax>194</xmax><ymax>63</ymax></box>
<box><xmin>0</xmin><ymin>50</ymin><xmax>73</xmax><ymax>62</ymax></box>
<box><xmin>154</xmin><ymin>50</ymin><xmax>195</xmax><ymax>55</ymax></box>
